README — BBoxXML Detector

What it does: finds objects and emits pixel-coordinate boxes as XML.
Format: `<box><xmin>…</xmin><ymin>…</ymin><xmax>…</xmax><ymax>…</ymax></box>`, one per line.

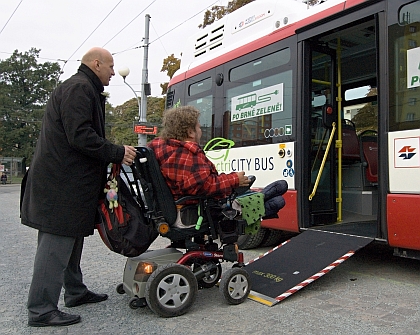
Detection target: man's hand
<box><xmin>237</xmin><ymin>171</ymin><xmax>251</xmax><ymax>186</ymax></box>
<box><xmin>122</xmin><ymin>145</ymin><xmax>137</xmax><ymax>165</ymax></box>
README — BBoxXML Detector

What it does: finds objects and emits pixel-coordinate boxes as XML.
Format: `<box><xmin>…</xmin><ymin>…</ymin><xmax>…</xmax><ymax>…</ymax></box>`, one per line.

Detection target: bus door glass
<box><xmin>307</xmin><ymin>45</ymin><xmax>337</xmax><ymax>225</ymax></box>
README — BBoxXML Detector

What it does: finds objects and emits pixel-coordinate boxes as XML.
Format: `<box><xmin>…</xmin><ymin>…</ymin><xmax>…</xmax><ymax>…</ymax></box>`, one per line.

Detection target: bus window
<box><xmin>225</xmin><ymin>70</ymin><xmax>293</xmax><ymax>147</ymax></box>
<box><xmin>230</xmin><ymin>48</ymin><xmax>291</xmax><ymax>82</ymax></box>
<box><xmin>399</xmin><ymin>1</ymin><xmax>420</xmax><ymax>24</ymax></box>
<box><xmin>188</xmin><ymin>95</ymin><xmax>213</xmax><ymax>146</ymax></box>
<box><xmin>189</xmin><ymin>77</ymin><xmax>212</xmax><ymax>96</ymax></box>
<box><xmin>344</xmin><ymin>85</ymin><xmax>372</xmax><ymax>101</ymax></box>
<box><xmin>389</xmin><ymin>1</ymin><xmax>420</xmax><ymax>131</ymax></box>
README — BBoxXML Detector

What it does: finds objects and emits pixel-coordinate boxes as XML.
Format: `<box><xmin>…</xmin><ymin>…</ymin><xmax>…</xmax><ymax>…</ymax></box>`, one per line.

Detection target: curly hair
<box><xmin>160</xmin><ymin>106</ymin><xmax>200</xmax><ymax>141</ymax></box>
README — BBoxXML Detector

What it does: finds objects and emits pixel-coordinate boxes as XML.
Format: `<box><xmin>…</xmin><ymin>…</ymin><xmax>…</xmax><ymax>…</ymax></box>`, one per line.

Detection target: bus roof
<box><xmin>169</xmin><ymin>0</ymin><xmax>368</xmax><ymax>86</ymax></box>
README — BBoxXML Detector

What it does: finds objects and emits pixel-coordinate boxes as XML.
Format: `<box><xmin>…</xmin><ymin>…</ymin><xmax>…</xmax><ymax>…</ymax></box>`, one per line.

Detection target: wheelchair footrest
<box><xmin>223</xmin><ymin>244</ymin><xmax>238</xmax><ymax>262</ymax></box>
<box><xmin>218</xmin><ymin>219</ymin><xmax>246</xmax><ymax>244</ymax></box>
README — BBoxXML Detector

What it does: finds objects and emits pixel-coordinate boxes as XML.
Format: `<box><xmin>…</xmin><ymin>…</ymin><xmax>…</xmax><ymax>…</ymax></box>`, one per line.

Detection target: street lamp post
<box><xmin>118</xmin><ymin>66</ymin><xmax>147</xmax><ymax>146</ymax></box>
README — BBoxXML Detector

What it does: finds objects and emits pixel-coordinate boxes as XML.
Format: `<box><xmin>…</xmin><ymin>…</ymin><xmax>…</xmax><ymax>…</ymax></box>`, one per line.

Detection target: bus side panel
<box><xmin>344</xmin><ymin>0</ymin><xmax>369</xmax><ymax>9</ymax></box>
<box><xmin>261</xmin><ymin>190</ymin><xmax>299</xmax><ymax>233</ymax></box>
<box><xmin>387</xmin><ymin>194</ymin><xmax>420</xmax><ymax>250</ymax></box>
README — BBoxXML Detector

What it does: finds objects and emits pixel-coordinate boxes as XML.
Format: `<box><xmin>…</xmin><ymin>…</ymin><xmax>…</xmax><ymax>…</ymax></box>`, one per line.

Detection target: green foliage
<box><xmin>199</xmin><ymin>1</ymin><xmax>327</xmax><ymax>29</ymax></box>
<box><xmin>0</xmin><ymin>48</ymin><xmax>61</xmax><ymax>164</ymax></box>
<box><xmin>199</xmin><ymin>0</ymin><xmax>255</xmax><ymax>29</ymax></box>
<box><xmin>107</xmin><ymin>98</ymin><xmax>139</xmax><ymax>146</ymax></box>
<box><xmin>106</xmin><ymin>96</ymin><xmax>165</xmax><ymax>145</ymax></box>
<box><xmin>160</xmin><ymin>54</ymin><xmax>181</xmax><ymax>95</ymax></box>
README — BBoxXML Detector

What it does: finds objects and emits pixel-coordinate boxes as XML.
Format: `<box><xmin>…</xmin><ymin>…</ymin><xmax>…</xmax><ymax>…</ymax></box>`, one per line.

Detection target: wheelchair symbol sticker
<box><xmin>284</xmin><ymin>160</ymin><xmax>294</xmax><ymax>177</ymax></box>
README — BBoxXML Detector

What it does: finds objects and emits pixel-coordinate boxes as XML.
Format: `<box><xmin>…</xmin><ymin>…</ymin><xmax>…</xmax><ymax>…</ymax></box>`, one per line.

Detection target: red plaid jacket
<box><xmin>148</xmin><ymin>138</ymin><xmax>239</xmax><ymax>200</ymax></box>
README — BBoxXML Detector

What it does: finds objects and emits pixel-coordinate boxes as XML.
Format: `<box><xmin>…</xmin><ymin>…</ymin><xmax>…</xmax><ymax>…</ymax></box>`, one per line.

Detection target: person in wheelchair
<box><xmin>148</xmin><ymin>106</ymin><xmax>287</xmax><ymax>231</ymax></box>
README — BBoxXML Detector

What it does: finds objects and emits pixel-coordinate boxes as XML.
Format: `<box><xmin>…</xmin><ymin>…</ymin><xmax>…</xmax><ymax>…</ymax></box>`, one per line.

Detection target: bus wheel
<box><xmin>259</xmin><ymin>229</ymin><xmax>285</xmax><ymax>248</ymax></box>
<box><xmin>237</xmin><ymin>227</ymin><xmax>266</xmax><ymax>250</ymax></box>
<box><xmin>262</xmin><ymin>230</ymin><xmax>298</xmax><ymax>248</ymax></box>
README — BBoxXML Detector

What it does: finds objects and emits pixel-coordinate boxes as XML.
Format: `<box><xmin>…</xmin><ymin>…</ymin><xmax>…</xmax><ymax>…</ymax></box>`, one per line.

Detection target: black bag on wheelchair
<box><xmin>96</xmin><ymin>164</ymin><xmax>158</xmax><ymax>257</ymax></box>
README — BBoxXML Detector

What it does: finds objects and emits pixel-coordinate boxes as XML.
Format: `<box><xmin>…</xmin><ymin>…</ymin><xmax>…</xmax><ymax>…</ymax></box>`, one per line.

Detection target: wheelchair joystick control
<box><xmin>234</xmin><ymin>175</ymin><xmax>256</xmax><ymax>196</ymax></box>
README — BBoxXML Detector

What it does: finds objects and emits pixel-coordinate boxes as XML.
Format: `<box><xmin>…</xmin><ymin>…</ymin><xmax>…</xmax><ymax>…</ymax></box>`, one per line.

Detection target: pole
<box><xmin>138</xmin><ymin>14</ymin><xmax>150</xmax><ymax>146</ymax></box>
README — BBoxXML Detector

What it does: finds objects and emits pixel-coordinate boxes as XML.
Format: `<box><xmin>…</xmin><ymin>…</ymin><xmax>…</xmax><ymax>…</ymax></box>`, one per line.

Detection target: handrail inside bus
<box><xmin>309</xmin><ymin>122</ymin><xmax>336</xmax><ymax>201</ymax></box>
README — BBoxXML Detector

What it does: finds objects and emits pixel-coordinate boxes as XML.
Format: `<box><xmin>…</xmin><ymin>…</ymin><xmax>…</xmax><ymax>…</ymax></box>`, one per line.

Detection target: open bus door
<box><xmin>299</xmin><ymin>16</ymin><xmax>380</xmax><ymax>235</ymax></box>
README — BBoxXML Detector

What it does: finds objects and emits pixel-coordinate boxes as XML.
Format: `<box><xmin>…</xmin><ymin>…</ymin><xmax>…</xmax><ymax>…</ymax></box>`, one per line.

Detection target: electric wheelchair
<box><xmin>115</xmin><ymin>146</ymin><xmax>256</xmax><ymax>318</ymax></box>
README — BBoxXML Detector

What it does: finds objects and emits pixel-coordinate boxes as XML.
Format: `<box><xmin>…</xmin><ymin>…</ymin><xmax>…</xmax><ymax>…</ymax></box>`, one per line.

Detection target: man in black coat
<box><xmin>21</xmin><ymin>47</ymin><xmax>137</xmax><ymax>327</ymax></box>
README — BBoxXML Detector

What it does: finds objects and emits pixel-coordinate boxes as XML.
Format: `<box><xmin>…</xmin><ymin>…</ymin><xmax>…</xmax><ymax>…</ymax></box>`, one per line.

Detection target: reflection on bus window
<box><xmin>344</xmin><ymin>85</ymin><xmax>373</xmax><ymax>101</ymax></box>
<box><xmin>189</xmin><ymin>77</ymin><xmax>212</xmax><ymax>96</ymax></box>
<box><xmin>399</xmin><ymin>1</ymin><xmax>420</xmax><ymax>24</ymax></box>
<box><xmin>188</xmin><ymin>95</ymin><xmax>213</xmax><ymax>146</ymax></box>
<box><xmin>312</xmin><ymin>93</ymin><xmax>327</xmax><ymax>107</ymax></box>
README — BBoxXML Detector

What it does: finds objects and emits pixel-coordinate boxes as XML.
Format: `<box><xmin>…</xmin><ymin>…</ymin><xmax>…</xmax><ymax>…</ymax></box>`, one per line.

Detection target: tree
<box><xmin>160</xmin><ymin>54</ymin><xmax>181</xmax><ymax>95</ymax></box>
<box><xmin>108</xmin><ymin>98</ymin><xmax>139</xmax><ymax>146</ymax></box>
<box><xmin>304</xmin><ymin>0</ymin><xmax>327</xmax><ymax>5</ymax></box>
<box><xmin>199</xmin><ymin>0</ymin><xmax>255</xmax><ymax>29</ymax></box>
<box><xmin>352</xmin><ymin>87</ymin><xmax>378</xmax><ymax>133</ymax></box>
<box><xmin>107</xmin><ymin>96</ymin><xmax>165</xmax><ymax>145</ymax></box>
<box><xmin>199</xmin><ymin>0</ymin><xmax>328</xmax><ymax>28</ymax></box>
<box><xmin>0</xmin><ymin>48</ymin><xmax>61</xmax><ymax>164</ymax></box>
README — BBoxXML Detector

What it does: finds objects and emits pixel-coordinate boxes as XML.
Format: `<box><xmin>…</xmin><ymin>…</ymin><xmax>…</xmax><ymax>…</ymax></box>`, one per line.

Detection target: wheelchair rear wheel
<box><xmin>219</xmin><ymin>267</ymin><xmax>250</xmax><ymax>305</ymax></box>
<box><xmin>145</xmin><ymin>263</ymin><xmax>198</xmax><ymax>317</ymax></box>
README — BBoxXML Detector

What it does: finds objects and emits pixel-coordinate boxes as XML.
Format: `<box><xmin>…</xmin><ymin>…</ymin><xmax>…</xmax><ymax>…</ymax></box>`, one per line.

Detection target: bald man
<box><xmin>21</xmin><ymin>47</ymin><xmax>137</xmax><ymax>327</ymax></box>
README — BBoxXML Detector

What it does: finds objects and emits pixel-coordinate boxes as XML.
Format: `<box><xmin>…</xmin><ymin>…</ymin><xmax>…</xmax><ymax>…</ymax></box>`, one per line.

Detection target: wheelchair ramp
<box><xmin>245</xmin><ymin>229</ymin><xmax>373</xmax><ymax>306</ymax></box>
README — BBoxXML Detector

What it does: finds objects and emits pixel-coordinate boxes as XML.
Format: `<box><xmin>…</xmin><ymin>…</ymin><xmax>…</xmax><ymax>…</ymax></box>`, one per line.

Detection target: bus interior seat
<box><xmin>359</xmin><ymin>130</ymin><xmax>378</xmax><ymax>184</ymax></box>
<box><xmin>341</xmin><ymin>119</ymin><xmax>361</xmax><ymax>163</ymax></box>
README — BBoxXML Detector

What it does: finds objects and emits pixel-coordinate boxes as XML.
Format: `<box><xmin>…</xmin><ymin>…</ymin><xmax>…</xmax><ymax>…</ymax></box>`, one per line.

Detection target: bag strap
<box><xmin>111</xmin><ymin>163</ymin><xmax>121</xmax><ymax>178</ymax></box>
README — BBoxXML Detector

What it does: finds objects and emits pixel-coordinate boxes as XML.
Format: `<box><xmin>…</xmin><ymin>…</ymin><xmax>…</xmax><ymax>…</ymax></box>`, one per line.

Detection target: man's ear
<box><xmin>94</xmin><ymin>59</ymin><xmax>101</xmax><ymax>71</ymax></box>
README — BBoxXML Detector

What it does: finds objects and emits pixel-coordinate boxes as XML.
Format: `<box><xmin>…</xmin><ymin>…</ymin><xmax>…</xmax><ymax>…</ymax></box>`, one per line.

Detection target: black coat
<box><xmin>21</xmin><ymin>64</ymin><xmax>125</xmax><ymax>237</ymax></box>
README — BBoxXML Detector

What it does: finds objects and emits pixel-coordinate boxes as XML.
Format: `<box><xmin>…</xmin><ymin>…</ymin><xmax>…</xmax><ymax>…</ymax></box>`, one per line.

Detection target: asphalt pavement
<box><xmin>1</xmin><ymin>184</ymin><xmax>420</xmax><ymax>335</ymax></box>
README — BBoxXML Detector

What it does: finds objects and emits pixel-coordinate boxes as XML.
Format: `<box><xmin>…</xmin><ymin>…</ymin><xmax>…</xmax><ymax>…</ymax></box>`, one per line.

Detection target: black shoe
<box><xmin>65</xmin><ymin>290</ymin><xmax>108</xmax><ymax>308</ymax></box>
<box><xmin>28</xmin><ymin>310</ymin><xmax>81</xmax><ymax>327</ymax></box>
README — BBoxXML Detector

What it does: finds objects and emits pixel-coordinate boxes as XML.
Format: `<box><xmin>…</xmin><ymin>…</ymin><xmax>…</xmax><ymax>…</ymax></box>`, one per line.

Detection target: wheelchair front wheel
<box><xmin>219</xmin><ymin>267</ymin><xmax>251</xmax><ymax>305</ymax></box>
<box><xmin>116</xmin><ymin>283</ymin><xmax>125</xmax><ymax>294</ymax></box>
<box><xmin>145</xmin><ymin>263</ymin><xmax>198</xmax><ymax>317</ymax></box>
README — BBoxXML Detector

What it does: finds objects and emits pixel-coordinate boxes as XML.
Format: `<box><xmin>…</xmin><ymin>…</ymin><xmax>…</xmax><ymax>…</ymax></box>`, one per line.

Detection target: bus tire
<box><xmin>259</xmin><ymin>229</ymin><xmax>285</xmax><ymax>248</ymax></box>
<box><xmin>237</xmin><ymin>227</ymin><xmax>266</xmax><ymax>250</ymax></box>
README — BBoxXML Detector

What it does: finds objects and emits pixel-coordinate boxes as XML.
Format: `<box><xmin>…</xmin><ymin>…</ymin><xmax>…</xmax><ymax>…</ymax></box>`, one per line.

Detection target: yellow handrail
<box><xmin>309</xmin><ymin>122</ymin><xmax>336</xmax><ymax>201</ymax></box>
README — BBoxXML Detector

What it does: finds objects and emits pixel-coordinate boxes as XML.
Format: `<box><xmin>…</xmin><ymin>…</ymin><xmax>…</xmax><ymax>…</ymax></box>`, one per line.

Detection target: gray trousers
<box><xmin>27</xmin><ymin>231</ymin><xmax>88</xmax><ymax>318</ymax></box>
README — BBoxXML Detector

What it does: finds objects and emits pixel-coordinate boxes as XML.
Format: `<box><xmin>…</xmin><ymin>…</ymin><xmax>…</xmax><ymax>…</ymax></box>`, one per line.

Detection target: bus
<box><xmin>166</xmin><ymin>0</ymin><xmax>420</xmax><ymax>259</ymax></box>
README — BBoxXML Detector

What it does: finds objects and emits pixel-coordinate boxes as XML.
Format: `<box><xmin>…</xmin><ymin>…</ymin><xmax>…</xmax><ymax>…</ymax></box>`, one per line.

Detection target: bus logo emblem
<box><xmin>394</xmin><ymin>137</ymin><xmax>420</xmax><ymax>168</ymax></box>
<box><xmin>398</xmin><ymin>146</ymin><xmax>416</xmax><ymax>160</ymax></box>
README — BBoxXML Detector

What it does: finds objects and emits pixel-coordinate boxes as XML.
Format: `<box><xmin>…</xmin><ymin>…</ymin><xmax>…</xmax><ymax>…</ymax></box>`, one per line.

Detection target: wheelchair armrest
<box><xmin>175</xmin><ymin>195</ymin><xmax>208</xmax><ymax>206</ymax></box>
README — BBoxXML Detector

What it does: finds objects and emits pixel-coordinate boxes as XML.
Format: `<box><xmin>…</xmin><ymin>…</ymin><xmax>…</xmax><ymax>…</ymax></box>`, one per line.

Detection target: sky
<box><xmin>0</xmin><ymin>0</ymin><xmax>227</xmax><ymax>107</ymax></box>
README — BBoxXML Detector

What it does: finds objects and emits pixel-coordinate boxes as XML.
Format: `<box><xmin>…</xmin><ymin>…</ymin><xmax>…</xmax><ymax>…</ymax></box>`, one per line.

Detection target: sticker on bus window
<box><xmin>231</xmin><ymin>83</ymin><xmax>284</xmax><ymax>122</ymax></box>
<box><xmin>407</xmin><ymin>47</ymin><xmax>420</xmax><ymax>89</ymax></box>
